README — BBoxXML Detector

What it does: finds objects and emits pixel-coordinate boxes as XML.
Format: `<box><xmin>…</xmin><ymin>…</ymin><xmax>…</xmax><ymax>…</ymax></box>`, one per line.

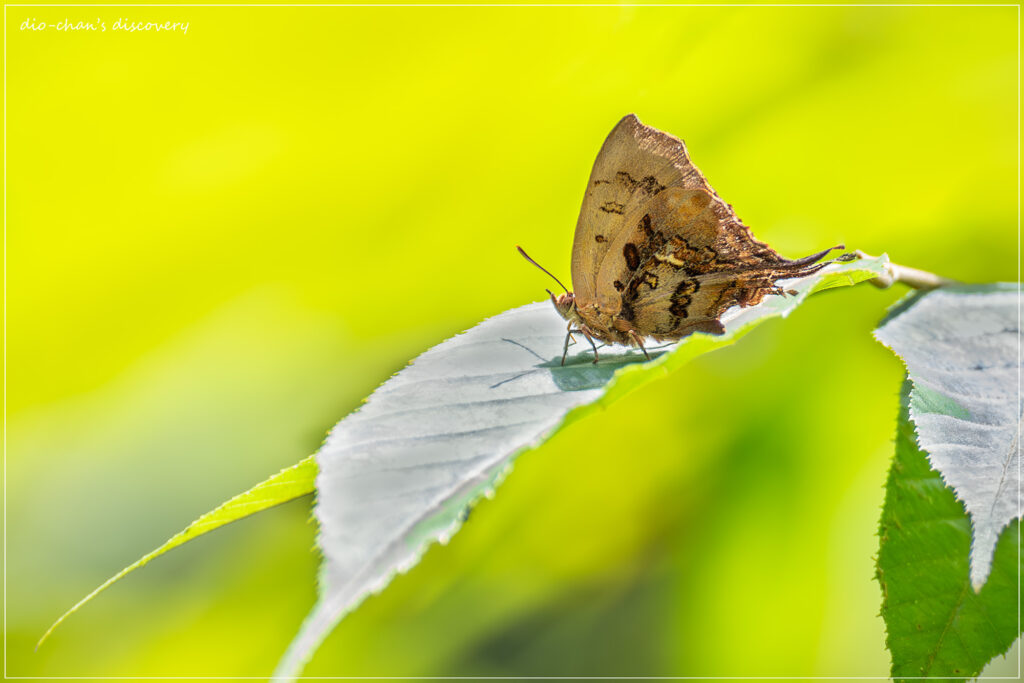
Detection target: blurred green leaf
<box><xmin>875</xmin><ymin>284</ymin><xmax>1020</xmax><ymax>588</ymax></box>
<box><xmin>877</xmin><ymin>379</ymin><xmax>1021</xmax><ymax>681</ymax></box>
<box><xmin>38</xmin><ymin>455</ymin><xmax>318</xmax><ymax>649</ymax></box>
<box><xmin>276</xmin><ymin>256</ymin><xmax>888</xmax><ymax>678</ymax></box>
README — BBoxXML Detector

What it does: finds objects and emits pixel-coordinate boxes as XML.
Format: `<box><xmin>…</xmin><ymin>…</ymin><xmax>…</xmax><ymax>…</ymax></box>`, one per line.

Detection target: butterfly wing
<box><xmin>571</xmin><ymin>114</ymin><xmax>713</xmax><ymax>306</ymax></box>
<box><xmin>618</xmin><ymin>189</ymin><xmax>835</xmax><ymax>339</ymax></box>
<box><xmin>590</xmin><ymin>187</ymin><xmax>715</xmax><ymax>314</ymax></box>
<box><xmin>573</xmin><ymin>114</ymin><xmax>837</xmax><ymax>343</ymax></box>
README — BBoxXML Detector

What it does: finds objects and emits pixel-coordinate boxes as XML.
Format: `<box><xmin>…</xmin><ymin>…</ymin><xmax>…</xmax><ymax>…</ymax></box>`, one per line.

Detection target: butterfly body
<box><xmin>544</xmin><ymin>114</ymin><xmax>840</xmax><ymax>363</ymax></box>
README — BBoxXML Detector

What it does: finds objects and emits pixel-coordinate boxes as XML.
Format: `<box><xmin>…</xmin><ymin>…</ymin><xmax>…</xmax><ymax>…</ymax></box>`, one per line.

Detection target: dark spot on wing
<box><xmin>638</xmin><ymin>175</ymin><xmax>664</xmax><ymax>195</ymax></box>
<box><xmin>669</xmin><ymin>300</ymin><xmax>690</xmax><ymax>318</ymax></box>
<box><xmin>623</xmin><ymin>243</ymin><xmax>641</xmax><ymax>270</ymax></box>
<box><xmin>669</xmin><ymin>278</ymin><xmax>700</xmax><ymax>319</ymax></box>
<box><xmin>613</xmin><ymin>280</ymin><xmax>625</xmax><ymax>292</ymax></box>
<box><xmin>595</xmin><ymin>234</ymin><xmax>607</xmax><ymax>243</ymax></box>
<box><xmin>613</xmin><ymin>171</ymin><xmax>666</xmax><ymax>196</ymax></box>
<box><xmin>599</xmin><ymin>202</ymin><xmax>625</xmax><ymax>214</ymax></box>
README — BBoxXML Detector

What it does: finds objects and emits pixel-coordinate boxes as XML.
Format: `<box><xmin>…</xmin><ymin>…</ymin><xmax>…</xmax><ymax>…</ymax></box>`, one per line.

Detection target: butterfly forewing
<box><xmin>571</xmin><ymin>114</ymin><xmax>713</xmax><ymax>305</ymax></box>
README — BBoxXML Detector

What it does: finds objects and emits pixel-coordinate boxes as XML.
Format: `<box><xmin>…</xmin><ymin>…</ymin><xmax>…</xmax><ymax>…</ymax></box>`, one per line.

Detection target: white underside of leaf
<box><xmin>273</xmin><ymin>257</ymin><xmax>887</xmax><ymax>678</ymax></box>
<box><xmin>273</xmin><ymin>303</ymin><xmax>644</xmax><ymax>677</ymax></box>
<box><xmin>875</xmin><ymin>287</ymin><xmax>1021</xmax><ymax>590</ymax></box>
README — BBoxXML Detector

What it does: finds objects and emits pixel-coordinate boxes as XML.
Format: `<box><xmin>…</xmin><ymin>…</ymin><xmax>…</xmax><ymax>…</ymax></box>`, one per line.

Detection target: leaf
<box><xmin>874</xmin><ymin>284</ymin><xmax>1021</xmax><ymax>589</ymax></box>
<box><xmin>877</xmin><ymin>379</ymin><xmax>1021</xmax><ymax>681</ymax></box>
<box><xmin>273</xmin><ymin>254</ymin><xmax>889</xmax><ymax>678</ymax></box>
<box><xmin>38</xmin><ymin>454</ymin><xmax>318</xmax><ymax>648</ymax></box>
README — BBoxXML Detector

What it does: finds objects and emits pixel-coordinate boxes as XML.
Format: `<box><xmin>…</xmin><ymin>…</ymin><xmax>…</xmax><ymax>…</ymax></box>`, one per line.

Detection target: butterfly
<box><xmin>519</xmin><ymin>113</ymin><xmax>843</xmax><ymax>365</ymax></box>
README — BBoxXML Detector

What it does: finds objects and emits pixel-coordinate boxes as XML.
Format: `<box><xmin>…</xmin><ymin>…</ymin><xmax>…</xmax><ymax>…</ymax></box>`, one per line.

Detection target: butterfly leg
<box><xmin>561</xmin><ymin>327</ymin><xmax>594</xmax><ymax>365</ymax></box>
<box><xmin>579</xmin><ymin>326</ymin><xmax>600</xmax><ymax>364</ymax></box>
<box><xmin>627</xmin><ymin>330</ymin><xmax>651</xmax><ymax>361</ymax></box>
<box><xmin>561</xmin><ymin>329</ymin><xmax>574</xmax><ymax>366</ymax></box>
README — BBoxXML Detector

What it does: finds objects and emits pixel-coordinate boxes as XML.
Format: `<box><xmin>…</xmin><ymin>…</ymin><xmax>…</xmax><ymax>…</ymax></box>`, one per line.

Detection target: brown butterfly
<box><xmin>519</xmin><ymin>113</ymin><xmax>842</xmax><ymax>365</ymax></box>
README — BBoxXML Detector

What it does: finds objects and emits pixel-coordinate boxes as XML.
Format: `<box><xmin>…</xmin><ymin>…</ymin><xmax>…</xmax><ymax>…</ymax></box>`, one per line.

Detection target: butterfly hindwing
<box><xmin>628</xmin><ymin>270</ymin><xmax>772</xmax><ymax>339</ymax></box>
<box><xmin>624</xmin><ymin>241</ymin><xmax>833</xmax><ymax>341</ymax></box>
<box><xmin>600</xmin><ymin>186</ymin><xmax>832</xmax><ymax>341</ymax></box>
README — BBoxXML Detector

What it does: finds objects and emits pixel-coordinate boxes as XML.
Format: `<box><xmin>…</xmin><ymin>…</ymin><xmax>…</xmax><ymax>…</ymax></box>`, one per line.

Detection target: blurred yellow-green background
<box><xmin>4</xmin><ymin>3</ymin><xmax>1018</xmax><ymax>677</ymax></box>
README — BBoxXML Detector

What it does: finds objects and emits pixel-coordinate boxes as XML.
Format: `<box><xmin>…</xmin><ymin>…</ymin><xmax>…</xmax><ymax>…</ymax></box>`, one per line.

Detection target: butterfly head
<box><xmin>547</xmin><ymin>289</ymin><xmax>578</xmax><ymax>322</ymax></box>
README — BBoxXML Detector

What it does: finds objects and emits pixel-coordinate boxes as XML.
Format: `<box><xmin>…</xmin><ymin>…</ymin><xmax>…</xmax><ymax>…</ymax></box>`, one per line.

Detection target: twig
<box><xmin>855</xmin><ymin>250</ymin><xmax>958</xmax><ymax>291</ymax></box>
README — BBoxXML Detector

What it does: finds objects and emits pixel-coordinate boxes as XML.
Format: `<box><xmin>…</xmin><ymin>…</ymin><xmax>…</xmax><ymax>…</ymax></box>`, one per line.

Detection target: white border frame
<box><xmin>3</xmin><ymin>2</ymin><xmax>1020</xmax><ymax>679</ymax></box>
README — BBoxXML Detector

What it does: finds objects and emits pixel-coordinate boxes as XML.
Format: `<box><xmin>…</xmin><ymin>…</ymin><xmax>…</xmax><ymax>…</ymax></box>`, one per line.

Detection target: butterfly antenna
<box><xmin>516</xmin><ymin>246</ymin><xmax>569</xmax><ymax>294</ymax></box>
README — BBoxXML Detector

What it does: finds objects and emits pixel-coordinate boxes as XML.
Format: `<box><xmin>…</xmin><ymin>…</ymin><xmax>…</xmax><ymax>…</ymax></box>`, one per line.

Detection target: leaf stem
<box><xmin>855</xmin><ymin>251</ymin><xmax>958</xmax><ymax>291</ymax></box>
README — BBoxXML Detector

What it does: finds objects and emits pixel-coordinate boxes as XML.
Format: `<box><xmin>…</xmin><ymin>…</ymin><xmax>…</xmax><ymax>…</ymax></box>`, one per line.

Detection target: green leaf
<box><xmin>38</xmin><ymin>454</ymin><xmax>318</xmax><ymax>648</ymax></box>
<box><xmin>274</xmin><ymin>255</ymin><xmax>889</xmax><ymax>679</ymax></box>
<box><xmin>875</xmin><ymin>284</ymin><xmax>1020</xmax><ymax>588</ymax></box>
<box><xmin>877</xmin><ymin>379</ymin><xmax>1021</xmax><ymax>682</ymax></box>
